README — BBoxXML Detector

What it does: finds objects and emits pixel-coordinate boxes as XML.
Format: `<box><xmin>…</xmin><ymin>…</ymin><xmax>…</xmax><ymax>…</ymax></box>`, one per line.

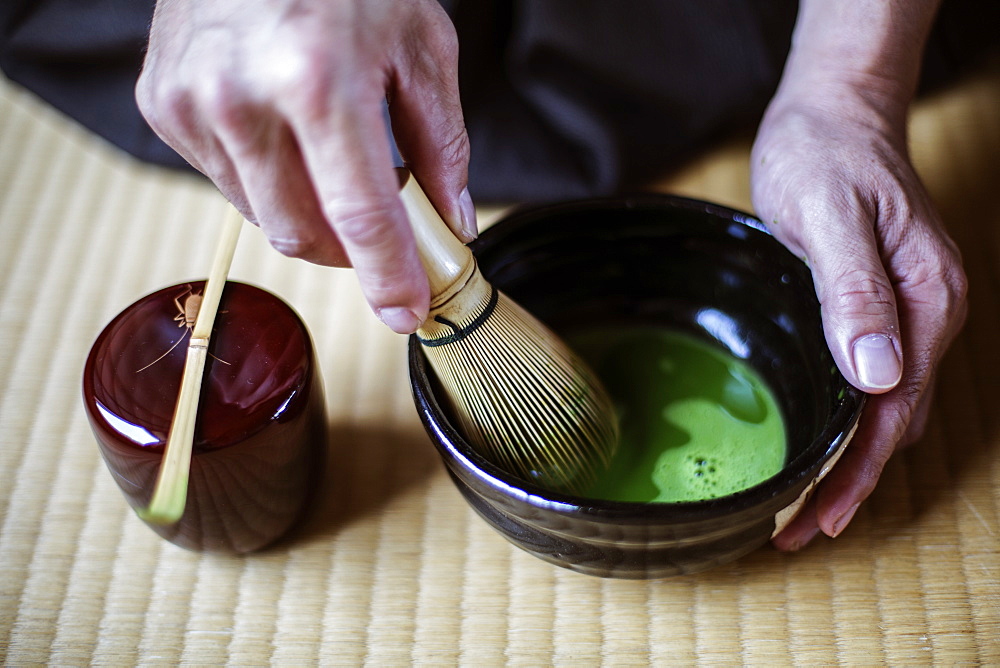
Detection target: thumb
<box><xmin>802</xmin><ymin>215</ymin><xmax>903</xmax><ymax>394</ymax></box>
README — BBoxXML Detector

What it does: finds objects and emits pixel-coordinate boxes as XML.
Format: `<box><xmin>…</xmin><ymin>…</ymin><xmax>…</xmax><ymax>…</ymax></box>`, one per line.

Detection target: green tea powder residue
<box><xmin>567</xmin><ymin>326</ymin><xmax>787</xmax><ymax>503</ymax></box>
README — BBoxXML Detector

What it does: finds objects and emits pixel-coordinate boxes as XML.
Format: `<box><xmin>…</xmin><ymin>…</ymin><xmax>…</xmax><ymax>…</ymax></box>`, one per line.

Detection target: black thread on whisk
<box><xmin>418</xmin><ymin>285</ymin><xmax>499</xmax><ymax>348</ymax></box>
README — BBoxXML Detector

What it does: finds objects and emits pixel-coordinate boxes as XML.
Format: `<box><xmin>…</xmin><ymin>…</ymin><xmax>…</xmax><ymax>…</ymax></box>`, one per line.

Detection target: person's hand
<box><xmin>135</xmin><ymin>0</ymin><xmax>476</xmax><ymax>333</ymax></box>
<box><xmin>750</xmin><ymin>81</ymin><xmax>968</xmax><ymax>551</ymax></box>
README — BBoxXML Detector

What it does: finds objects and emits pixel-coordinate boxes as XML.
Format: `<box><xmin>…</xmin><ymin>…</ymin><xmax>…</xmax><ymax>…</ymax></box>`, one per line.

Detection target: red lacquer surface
<box><xmin>83</xmin><ymin>281</ymin><xmax>326</xmax><ymax>552</ymax></box>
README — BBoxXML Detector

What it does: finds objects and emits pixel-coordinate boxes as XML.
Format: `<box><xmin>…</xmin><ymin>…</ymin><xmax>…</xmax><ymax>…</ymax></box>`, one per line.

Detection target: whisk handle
<box><xmin>396</xmin><ymin>168</ymin><xmax>477</xmax><ymax>309</ymax></box>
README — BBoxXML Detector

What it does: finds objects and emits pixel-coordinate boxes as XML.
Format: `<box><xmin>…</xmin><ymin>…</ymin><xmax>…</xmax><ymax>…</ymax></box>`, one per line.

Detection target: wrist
<box><xmin>772</xmin><ymin>0</ymin><xmax>942</xmax><ymax>128</ymax></box>
<box><xmin>772</xmin><ymin>60</ymin><xmax>915</xmax><ymax>135</ymax></box>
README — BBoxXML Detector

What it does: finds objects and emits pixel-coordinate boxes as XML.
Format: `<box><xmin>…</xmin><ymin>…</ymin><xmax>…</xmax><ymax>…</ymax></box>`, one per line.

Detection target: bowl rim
<box><xmin>409</xmin><ymin>193</ymin><xmax>866</xmax><ymax>524</ymax></box>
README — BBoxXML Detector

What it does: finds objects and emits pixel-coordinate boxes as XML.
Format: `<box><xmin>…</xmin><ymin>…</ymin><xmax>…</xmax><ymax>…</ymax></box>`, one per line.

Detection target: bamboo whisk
<box><xmin>397</xmin><ymin>168</ymin><xmax>619</xmax><ymax>493</ymax></box>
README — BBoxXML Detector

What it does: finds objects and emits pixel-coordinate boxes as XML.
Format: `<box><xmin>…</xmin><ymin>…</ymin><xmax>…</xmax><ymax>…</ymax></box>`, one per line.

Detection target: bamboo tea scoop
<box><xmin>138</xmin><ymin>206</ymin><xmax>243</xmax><ymax>524</ymax></box>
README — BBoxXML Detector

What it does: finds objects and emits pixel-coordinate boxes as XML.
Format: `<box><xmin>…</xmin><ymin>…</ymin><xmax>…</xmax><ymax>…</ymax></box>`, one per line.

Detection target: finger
<box><xmin>772</xmin><ymin>495</ymin><xmax>823</xmax><ymax>552</ymax></box>
<box><xmin>211</xmin><ymin>100</ymin><xmax>349</xmax><ymax>266</ymax></box>
<box><xmin>900</xmin><ymin>379</ymin><xmax>934</xmax><ymax>448</ymax></box>
<box><xmin>137</xmin><ymin>73</ymin><xmax>211</xmax><ymax>180</ymax></box>
<box><xmin>188</xmin><ymin>136</ymin><xmax>259</xmax><ymax>225</ymax></box>
<box><xmin>814</xmin><ymin>247</ymin><xmax>966</xmax><ymax>537</ymax></box>
<box><xmin>176</xmin><ymin>132</ymin><xmax>259</xmax><ymax>227</ymax></box>
<box><xmin>388</xmin><ymin>7</ymin><xmax>475</xmax><ymax>242</ymax></box>
<box><xmin>290</xmin><ymin>85</ymin><xmax>430</xmax><ymax>334</ymax></box>
<box><xmin>794</xmin><ymin>195</ymin><xmax>904</xmax><ymax>395</ymax></box>
<box><xmin>136</xmin><ymin>70</ymin><xmax>258</xmax><ymax>223</ymax></box>
<box><xmin>813</xmin><ymin>391</ymin><xmax>901</xmax><ymax>538</ymax></box>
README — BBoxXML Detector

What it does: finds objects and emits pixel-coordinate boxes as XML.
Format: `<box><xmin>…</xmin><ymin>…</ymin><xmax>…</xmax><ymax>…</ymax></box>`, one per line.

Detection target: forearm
<box><xmin>776</xmin><ymin>0</ymin><xmax>943</xmax><ymax>122</ymax></box>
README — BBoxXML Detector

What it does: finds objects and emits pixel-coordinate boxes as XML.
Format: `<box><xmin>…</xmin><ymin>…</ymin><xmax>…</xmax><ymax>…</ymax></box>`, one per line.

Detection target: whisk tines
<box><xmin>398</xmin><ymin>168</ymin><xmax>618</xmax><ymax>492</ymax></box>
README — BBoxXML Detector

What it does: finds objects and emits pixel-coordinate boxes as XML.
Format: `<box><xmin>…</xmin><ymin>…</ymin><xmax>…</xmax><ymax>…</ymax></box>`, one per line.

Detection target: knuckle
<box><xmin>139</xmin><ymin>51</ymin><xmax>245</xmax><ymax>133</ymax></box>
<box><xmin>261</xmin><ymin>19</ymin><xmax>376</xmax><ymax>121</ymax></box>
<box><xmin>326</xmin><ymin>198</ymin><xmax>401</xmax><ymax>251</ymax></box>
<box><xmin>940</xmin><ymin>262</ymin><xmax>968</xmax><ymax>312</ymax></box>
<box><xmin>425</xmin><ymin>17</ymin><xmax>460</xmax><ymax>67</ymax></box>
<box><xmin>893</xmin><ymin>380</ymin><xmax>923</xmax><ymax>421</ymax></box>
<box><xmin>856</xmin><ymin>448</ymin><xmax>892</xmax><ymax>489</ymax></box>
<box><xmin>900</xmin><ymin>247</ymin><xmax>969</xmax><ymax>323</ymax></box>
<box><xmin>883</xmin><ymin>394</ymin><xmax>918</xmax><ymax>453</ymax></box>
<box><xmin>400</xmin><ymin>3</ymin><xmax>459</xmax><ymax>67</ymax></box>
<box><xmin>766</xmin><ymin>183</ymin><xmax>875</xmax><ymax>258</ymax></box>
<box><xmin>860</xmin><ymin>394</ymin><xmax>918</xmax><ymax>474</ymax></box>
<box><xmin>268</xmin><ymin>42</ymin><xmax>337</xmax><ymax>114</ymax></box>
<box><xmin>192</xmin><ymin>74</ymin><xmax>250</xmax><ymax>130</ymax></box>
<box><xmin>437</xmin><ymin>121</ymin><xmax>471</xmax><ymax>170</ymax></box>
<box><xmin>134</xmin><ymin>71</ymin><xmax>156</xmax><ymax>117</ymax></box>
<box><xmin>800</xmin><ymin>177</ymin><xmax>875</xmax><ymax>225</ymax></box>
<box><xmin>137</xmin><ymin>74</ymin><xmax>197</xmax><ymax>136</ymax></box>
<box><xmin>827</xmin><ymin>268</ymin><xmax>897</xmax><ymax>319</ymax></box>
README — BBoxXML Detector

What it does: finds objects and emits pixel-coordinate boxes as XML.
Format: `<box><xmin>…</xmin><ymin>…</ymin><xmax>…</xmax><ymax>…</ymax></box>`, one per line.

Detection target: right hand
<box><xmin>136</xmin><ymin>0</ymin><xmax>476</xmax><ymax>333</ymax></box>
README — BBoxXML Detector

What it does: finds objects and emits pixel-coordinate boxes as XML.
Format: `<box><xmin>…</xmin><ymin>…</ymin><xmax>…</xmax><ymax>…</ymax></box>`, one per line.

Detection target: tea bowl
<box><xmin>408</xmin><ymin>194</ymin><xmax>865</xmax><ymax>578</ymax></box>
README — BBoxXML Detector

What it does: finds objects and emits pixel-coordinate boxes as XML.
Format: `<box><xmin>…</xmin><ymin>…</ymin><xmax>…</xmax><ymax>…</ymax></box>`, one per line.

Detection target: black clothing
<box><xmin>1</xmin><ymin>1</ymin><xmax>995</xmax><ymax>201</ymax></box>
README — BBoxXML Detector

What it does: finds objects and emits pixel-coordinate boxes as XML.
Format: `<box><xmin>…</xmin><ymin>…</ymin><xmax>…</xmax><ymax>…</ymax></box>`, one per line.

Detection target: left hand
<box><xmin>750</xmin><ymin>82</ymin><xmax>968</xmax><ymax>550</ymax></box>
<box><xmin>136</xmin><ymin>0</ymin><xmax>474</xmax><ymax>335</ymax></box>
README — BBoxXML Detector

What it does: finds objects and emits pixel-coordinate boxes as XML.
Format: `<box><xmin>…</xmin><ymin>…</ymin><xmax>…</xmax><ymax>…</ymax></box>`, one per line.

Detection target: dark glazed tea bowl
<box><xmin>408</xmin><ymin>195</ymin><xmax>865</xmax><ymax>578</ymax></box>
<box><xmin>84</xmin><ymin>281</ymin><xmax>326</xmax><ymax>553</ymax></box>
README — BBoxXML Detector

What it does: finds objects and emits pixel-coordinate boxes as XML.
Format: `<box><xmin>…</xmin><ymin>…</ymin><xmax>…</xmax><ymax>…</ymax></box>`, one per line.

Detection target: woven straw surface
<box><xmin>1</xmin><ymin>62</ymin><xmax>998</xmax><ymax>665</ymax></box>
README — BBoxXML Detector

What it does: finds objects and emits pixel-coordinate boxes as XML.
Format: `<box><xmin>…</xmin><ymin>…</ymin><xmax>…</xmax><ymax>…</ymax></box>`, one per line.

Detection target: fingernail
<box><xmin>787</xmin><ymin>526</ymin><xmax>821</xmax><ymax>552</ymax></box>
<box><xmin>377</xmin><ymin>307</ymin><xmax>422</xmax><ymax>334</ymax></box>
<box><xmin>853</xmin><ymin>334</ymin><xmax>902</xmax><ymax>389</ymax></box>
<box><xmin>831</xmin><ymin>502</ymin><xmax>861</xmax><ymax>537</ymax></box>
<box><xmin>458</xmin><ymin>187</ymin><xmax>478</xmax><ymax>241</ymax></box>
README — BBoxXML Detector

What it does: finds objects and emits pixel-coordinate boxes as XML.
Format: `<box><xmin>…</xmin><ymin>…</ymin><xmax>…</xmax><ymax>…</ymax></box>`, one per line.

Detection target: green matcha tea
<box><xmin>567</xmin><ymin>326</ymin><xmax>787</xmax><ymax>503</ymax></box>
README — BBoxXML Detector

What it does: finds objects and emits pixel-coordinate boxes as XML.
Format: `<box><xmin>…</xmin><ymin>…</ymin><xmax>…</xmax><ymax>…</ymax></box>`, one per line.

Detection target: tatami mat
<box><xmin>1</xmin><ymin>60</ymin><xmax>998</xmax><ymax>665</ymax></box>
